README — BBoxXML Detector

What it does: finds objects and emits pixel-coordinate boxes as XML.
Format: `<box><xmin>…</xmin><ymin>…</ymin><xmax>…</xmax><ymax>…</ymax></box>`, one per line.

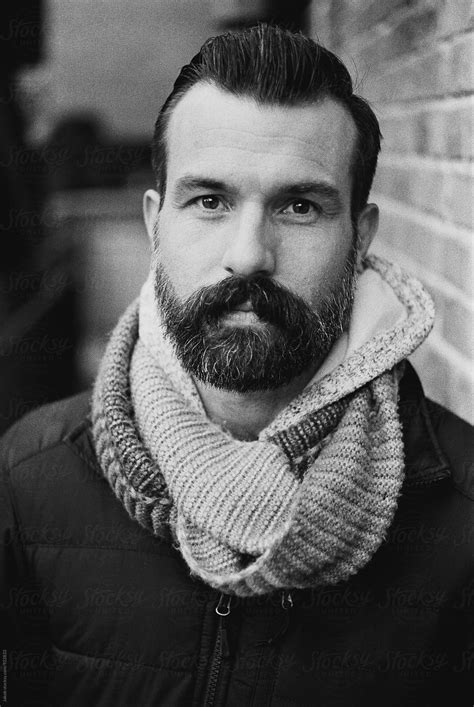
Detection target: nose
<box><xmin>221</xmin><ymin>205</ymin><xmax>275</xmax><ymax>277</ymax></box>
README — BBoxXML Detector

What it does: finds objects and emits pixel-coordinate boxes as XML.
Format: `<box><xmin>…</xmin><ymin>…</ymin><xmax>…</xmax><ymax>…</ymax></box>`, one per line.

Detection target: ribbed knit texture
<box><xmin>91</xmin><ymin>256</ymin><xmax>435</xmax><ymax>596</ymax></box>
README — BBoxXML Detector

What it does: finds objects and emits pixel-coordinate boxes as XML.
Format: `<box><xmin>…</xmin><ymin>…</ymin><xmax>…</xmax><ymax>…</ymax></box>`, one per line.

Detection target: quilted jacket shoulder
<box><xmin>0</xmin><ymin>365</ymin><xmax>473</xmax><ymax>707</ymax></box>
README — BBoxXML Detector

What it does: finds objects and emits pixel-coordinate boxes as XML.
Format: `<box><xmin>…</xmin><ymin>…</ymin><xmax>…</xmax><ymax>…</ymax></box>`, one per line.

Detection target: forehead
<box><xmin>165</xmin><ymin>83</ymin><xmax>357</xmax><ymax>195</ymax></box>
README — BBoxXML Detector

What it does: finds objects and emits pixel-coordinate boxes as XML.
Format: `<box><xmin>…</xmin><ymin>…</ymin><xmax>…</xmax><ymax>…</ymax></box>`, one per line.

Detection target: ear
<box><xmin>356</xmin><ymin>203</ymin><xmax>379</xmax><ymax>269</ymax></box>
<box><xmin>143</xmin><ymin>189</ymin><xmax>161</xmax><ymax>249</ymax></box>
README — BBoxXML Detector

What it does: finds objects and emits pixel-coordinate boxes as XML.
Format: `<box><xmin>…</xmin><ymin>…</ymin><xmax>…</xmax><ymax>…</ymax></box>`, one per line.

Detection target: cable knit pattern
<box><xmin>91</xmin><ymin>256</ymin><xmax>435</xmax><ymax>596</ymax></box>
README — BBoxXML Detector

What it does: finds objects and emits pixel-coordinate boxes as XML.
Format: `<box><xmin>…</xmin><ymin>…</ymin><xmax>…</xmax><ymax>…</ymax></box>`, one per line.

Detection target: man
<box><xmin>1</xmin><ymin>24</ymin><xmax>473</xmax><ymax>707</ymax></box>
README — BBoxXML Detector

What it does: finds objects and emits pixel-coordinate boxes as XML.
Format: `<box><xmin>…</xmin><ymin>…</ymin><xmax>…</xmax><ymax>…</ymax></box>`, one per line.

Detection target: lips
<box><xmin>232</xmin><ymin>300</ymin><xmax>253</xmax><ymax>313</ymax></box>
<box><xmin>220</xmin><ymin>300</ymin><xmax>261</xmax><ymax>326</ymax></box>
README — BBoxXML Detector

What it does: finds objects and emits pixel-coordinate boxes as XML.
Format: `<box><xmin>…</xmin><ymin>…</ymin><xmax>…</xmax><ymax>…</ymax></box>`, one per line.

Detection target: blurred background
<box><xmin>0</xmin><ymin>0</ymin><xmax>472</xmax><ymax>433</ymax></box>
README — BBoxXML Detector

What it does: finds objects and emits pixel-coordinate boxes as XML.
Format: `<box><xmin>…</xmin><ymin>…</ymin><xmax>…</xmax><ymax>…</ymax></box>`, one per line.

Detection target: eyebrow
<box><xmin>173</xmin><ymin>176</ymin><xmax>231</xmax><ymax>200</ymax></box>
<box><xmin>278</xmin><ymin>181</ymin><xmax>342</xmax><ymax>207</ymax></box>
<box><xmin>173</xmin><ymin>175</ymin><xmax>342</xmax><ymax>207</ymax></box>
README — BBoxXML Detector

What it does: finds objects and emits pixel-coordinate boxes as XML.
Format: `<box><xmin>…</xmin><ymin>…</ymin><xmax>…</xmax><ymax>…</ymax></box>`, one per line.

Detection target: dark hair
<box><xmin>151</xmin><ymin>24</ymin><xmax>381</xmax><ymax>217</ymax></box>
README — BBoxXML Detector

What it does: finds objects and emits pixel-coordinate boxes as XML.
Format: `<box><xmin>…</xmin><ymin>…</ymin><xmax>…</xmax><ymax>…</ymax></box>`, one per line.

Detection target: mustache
<box><xmin>180</xmin><ymin>275</ymin><xmax>315</xmax><ymax>327</ymax></box>
<box><xmin>154</xmin><ymin>263</ymin><xmax>356</xmax><ymax>391</ymax></box>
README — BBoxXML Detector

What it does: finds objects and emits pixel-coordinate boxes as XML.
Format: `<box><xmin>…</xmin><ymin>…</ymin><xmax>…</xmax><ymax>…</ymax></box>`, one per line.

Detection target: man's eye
<box><xmin>293</xmin><ymin>200</ymin><xmax>310</xmax><ymax>214</ymax></box>
<box><xmin>200</xmin><ymin>196</ymin><xmax>221</xmax><ymax>210</ymax></box>
<box><xmin>285</xmin><ymin>199</ymin><xmax>315</xmax><ymax>215</ymax></box>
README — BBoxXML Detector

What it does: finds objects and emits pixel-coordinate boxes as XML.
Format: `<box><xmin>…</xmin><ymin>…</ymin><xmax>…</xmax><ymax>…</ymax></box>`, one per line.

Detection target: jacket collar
<box><xmin>398</xmin><ymin>362</ymin><xmax>451</xmax><ymax>490</ymax></box>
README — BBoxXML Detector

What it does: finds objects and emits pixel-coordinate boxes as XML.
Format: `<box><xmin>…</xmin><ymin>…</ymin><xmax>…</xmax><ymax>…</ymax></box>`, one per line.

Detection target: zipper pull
<box><xmin>255</xmin><ymin>592</ymin><xmax>294</xmax><ymax>647</ymax></box>
<box><xmin>215</xmin><ymin>592</ymin><xmax>232</xmax><ymax>617</ymax></box>
<box><xmin>215</xmin><ymin>593</ymin><xmax>232</xmax><ymax>660</ymax></box>
<box><xmin>270</xmin><ymin>591</ymin><xmax>293</xmax><ymax>643</ymax></box>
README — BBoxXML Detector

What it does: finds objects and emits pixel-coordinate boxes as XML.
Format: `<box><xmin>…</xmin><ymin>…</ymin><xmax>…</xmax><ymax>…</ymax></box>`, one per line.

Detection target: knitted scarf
<box><xmin>91</xmin><ymin>256</ymin><xmax>434</xmax><ymax>597</ymax></box>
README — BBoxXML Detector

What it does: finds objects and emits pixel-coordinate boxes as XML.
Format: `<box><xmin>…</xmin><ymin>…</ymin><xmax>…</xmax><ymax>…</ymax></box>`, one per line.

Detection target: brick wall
<box><xmin>311</xmin><ymin>0</ymin><xmax>473</xmax><ymax>423</ymax></box>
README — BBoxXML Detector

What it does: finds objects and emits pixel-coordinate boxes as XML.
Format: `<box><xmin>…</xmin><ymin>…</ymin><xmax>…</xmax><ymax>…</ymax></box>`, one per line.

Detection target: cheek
<box><xmin>281</xmin><ymin>237</ymin><xmax>351</xmax><ymax>296</ymax></box>
<box><xmin>154</xmin><ymin>215</ymin><xmax>212</xmax><ymax>300</ymax></box>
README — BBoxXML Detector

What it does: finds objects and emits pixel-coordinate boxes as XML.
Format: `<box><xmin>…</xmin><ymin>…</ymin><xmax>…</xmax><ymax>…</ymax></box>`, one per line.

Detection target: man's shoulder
<box><xmin>400</xmin><ymin>362</ymin><xmax>474</xmax><ymax>500</ymax></box>
<box><xmin>425</xmin><ymin>397</ymin><xmax>474</xmax><ymax>498</ymax></box>
<box><xmin>0</xmin><ymin>392</ymin><xmax>93</xmax><ymax>472</ymax></box>
<box><xmin>0</xmin><ymin>393</ymin><xmax>110</xmax><ymax>544</ymax></box>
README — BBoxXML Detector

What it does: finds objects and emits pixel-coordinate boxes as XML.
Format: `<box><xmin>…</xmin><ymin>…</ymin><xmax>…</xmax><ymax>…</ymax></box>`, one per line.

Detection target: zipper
<box><xmin>255</xmin><ymin>591</ymin><xmax>294</xmax><ymax>647</ymax></box>
<box><xmin>203</xmin><ymin>593</ymin><xmax>232</xmax><ymax>707</ymax></box>
<box><xmin>272</xmin><ymin>591</ymin><xmax>293</xmax><ymax>642</ymax></box>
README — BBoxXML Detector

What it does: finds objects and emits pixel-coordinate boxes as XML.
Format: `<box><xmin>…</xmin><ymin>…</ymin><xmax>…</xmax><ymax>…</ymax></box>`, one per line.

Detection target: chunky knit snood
<box><xmin>91</xmin><ymin>256</ymin><xmax>434</xmax><ymax>597</ymax></box>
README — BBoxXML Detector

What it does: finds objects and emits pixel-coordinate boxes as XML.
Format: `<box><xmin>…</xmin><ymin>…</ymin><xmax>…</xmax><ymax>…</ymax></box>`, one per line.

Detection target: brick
<box><xmin>443</xmin><ymin>109</ymin><xmax>464</xmax><ymax>158</ymax></box>
<box><xmin>425</xmin><ymin>110</ymin><xmax>446</xmax><ymax>156</ymax></box>
<box><xmin>394</xmin><ymin>111</ymin><xmax>429</xmax><ymax>156</ymax></box>
<box><xmin>372</xmin><ymin>164</ymin><xmax>397</xmax><ymax>200</ymax></box>
<box><xmin>390</xmin><ymin>6</ymin><xmax>439</xmax><ymax>57</ymax></box>
<box><xmin>449</xmin><ymin>32</ymin><xmax>474</xmax><ymax>93</ymax></box>
<box><xmin>310</xmin><ymin>0</ymin><xmax>334</xmax><ymax>47</ymax></box>
<box><xmin>344</xmin><ymin>0</ymin><xmax>407</xmax><ymax>34</ymax></box>
<box><xmin>411</xmin><ymin>164</ymin><xmax>446</xmax><ymax>216</ymax></box>
<box><xmin>330</xmin><ymin>1</ymin><xmax>366</xmax><ymax>48</ymax></box>
<box><xmin>207</xmin><ymin>0</ymin><xmax>266</xmax><ymax>23</ymax></box>
<box><xmin>439</xmin><ymin>236</ymin><xmax>474</xmax><ymax>298</ymax></box>
<box><xmin>413</xmin><ymin>111</ymin><xmax>430</xmax><ymax>154</ymax></box>
<box><xmin>442</xmin><ymin>296</ymin><xmax>474</xmax><ymax>359</ymax></box>
<box><xmin>457</xmin><ymin>104</ymin><xmax>474</xmax><ymax>159</ymax></box>
<box><xmin>374</xmin><ymin>224</ymin><xmax>409</xmax><ymax>258</ymax></box>
<box><xmin>375</xmin><ymin>208</ymin><xmax>443</xmax><ymax>272</ymax></box>
<box><xmin>410</xmin><ymin>103</ymin><xmax>472</xmax><ymax>159</ymax></box>
<box><xmin>447</xmin><ymin>366</ymin><xmax>474</xmax><ymax>424</ymax></box>
<box><xmin>373</xmin><ymin>196</ymin><xmax>473</xmax><ymax>298</ymax></box>
<box><xmin>343</xmin><ymin>8</ymin><xmax>456</xmax><ymax>84</ymax></box>
<box><xmin>417</xmin><ymin>231</ymin><xmax>446</xmax><ymax>282</ymax></box>
<box><xmin>407</xmin><ymin>45</ymin><xmax>451</xmax><ymax>98</ymax></box>
<box><xmin>380</xmin><ymin>115</ymin><xmax>419</xmax><ymax>154</ymax></box>
<box><xmin>372</xmin><ymin>163</ymin><xmax>411</xmax><ymax>204</ymax></box>
<box><xmin>340</xmin><ymin>0</ymin><xmax>439</xmax><ymax>41</ymax></box>
<box><xmin>378</xmin><ymin>107</ymin><xmax>471</xmax><ymax>159</ymax></box>
<box><xmin>412</xmin><ymin>340</ymin><xmax>474</xmax><ymax>425</ymax></box>
<box><xmin>442</xmin><ymin>170</ymin><xmax>473</xmax><ymax>229</ymax></box>
<box><xmin>436</xmin><ymin>0</ymin><xmax>473</xmax><ymax>38</ymax></box>
<box><xmin>375</xmin><ymin>159</ymin><xmax>474</xmax><ymax>228</ymax></box>
<box><xmin>364</xmin><ymin>44</ymin><xmax>450</xmax><ymax>103</ymax></box>
<box><xmin>374</xmin><ymin>160</ymin><xmax>448</xmax><ymax>220</ymax></box>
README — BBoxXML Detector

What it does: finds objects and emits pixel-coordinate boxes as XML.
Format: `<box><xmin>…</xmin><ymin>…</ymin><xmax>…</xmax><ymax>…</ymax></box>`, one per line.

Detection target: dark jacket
<box><xmin>1</xmin><ymin>363</ymin><xmax>473</xmax><ymax>707</ymax></box>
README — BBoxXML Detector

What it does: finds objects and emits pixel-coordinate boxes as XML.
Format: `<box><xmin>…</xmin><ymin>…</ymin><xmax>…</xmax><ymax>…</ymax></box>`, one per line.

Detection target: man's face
<box><xmin>145</xmin><ymin>83</ymin><xmax>364</xmax><ymax>391</ymax></box>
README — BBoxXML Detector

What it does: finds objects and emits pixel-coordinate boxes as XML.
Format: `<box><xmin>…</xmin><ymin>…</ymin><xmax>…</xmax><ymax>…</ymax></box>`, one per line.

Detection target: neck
<box><xmin>193</xmin><ymin>364</ymin><xmax>320</xmax><ymax>440</ymax></box>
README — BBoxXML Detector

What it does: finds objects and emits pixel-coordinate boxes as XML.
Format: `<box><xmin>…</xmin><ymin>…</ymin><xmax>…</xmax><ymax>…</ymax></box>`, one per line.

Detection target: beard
<box><xmin>154</xmin><ymin>247</ymin><xmax>358</xmax><ymax>393</ymax></box>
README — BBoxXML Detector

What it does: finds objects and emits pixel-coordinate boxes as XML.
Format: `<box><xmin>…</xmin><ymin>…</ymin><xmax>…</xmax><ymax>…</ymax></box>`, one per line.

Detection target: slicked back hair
<box><xmin>151</xmin><ymin>24</ymin><xmax>382</xmax><ymax>218</ymax></box>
